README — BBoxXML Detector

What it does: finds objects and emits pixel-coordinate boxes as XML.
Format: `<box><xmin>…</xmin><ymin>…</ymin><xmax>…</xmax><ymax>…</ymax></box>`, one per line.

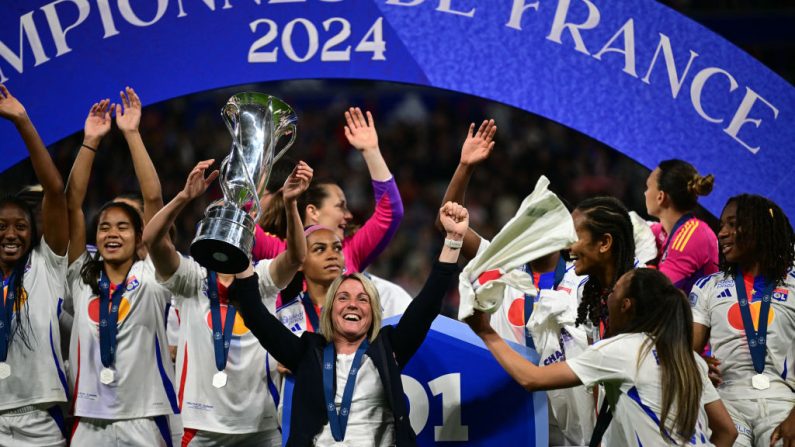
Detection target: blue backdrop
<box><xmin>281</xmin><ymin>315</ymin><xmax>547</xmax><ymax>445</ymax></box>
<box><xmin>1</xmin><ymin>0</ymin><xmax>793</xmax><ymax>217</ymax></box>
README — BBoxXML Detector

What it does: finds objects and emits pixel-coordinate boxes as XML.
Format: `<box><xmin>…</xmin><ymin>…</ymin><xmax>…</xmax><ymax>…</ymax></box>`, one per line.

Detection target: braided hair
<box><xmin>573</xmin><ymin>197</ymin><xmax>635</xmax><ymax>330</ymax></box>
<box><xmin>0</xmin><ymin>195</ymin><xmax>40</xmax><ymax>350</ymax></box>
<box><xmin>720</xmin><ymin>194</ymin><xmax>794</xmax><ymax>285</ymax></box>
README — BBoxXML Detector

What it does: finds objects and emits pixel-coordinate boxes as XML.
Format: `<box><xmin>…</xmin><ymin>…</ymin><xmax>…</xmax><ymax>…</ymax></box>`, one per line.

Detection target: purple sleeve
<box><xmin>344</xmin><ymin>177</ymin><xmax>404</xmax><ymax>272</ymax></box>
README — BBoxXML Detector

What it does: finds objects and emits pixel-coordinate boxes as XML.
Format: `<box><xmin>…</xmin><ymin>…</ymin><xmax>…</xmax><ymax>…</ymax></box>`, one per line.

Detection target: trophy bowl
<box><xmin>190</xmin><ymin>93</ymin><xmax>297</xmax><ymax>273</ymax></box>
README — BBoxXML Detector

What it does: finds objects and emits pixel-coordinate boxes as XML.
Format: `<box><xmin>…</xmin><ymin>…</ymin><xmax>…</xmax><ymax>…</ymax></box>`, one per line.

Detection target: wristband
<box><xmin>81</xmin><ymin>143</ymin><xmax>97</xmax><ymax>153</ymax></box>
<box><xmin>444</xmin><ymin>238</ymin><xmax>463</xmax><ymax>249</ymax></box>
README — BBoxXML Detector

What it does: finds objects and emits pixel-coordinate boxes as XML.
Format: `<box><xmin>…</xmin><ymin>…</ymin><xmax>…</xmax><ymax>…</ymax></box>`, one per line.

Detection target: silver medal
<box><xmin>751</xmin><ymin>373</ymin><xmax>770</xmax><ymax>390</ymax></box>
<box><xmin>100</xmin><ymin>368</ymin><xmax>115</xmax><ymax>385</ymax></box>
<box><xmin>212</xmin><ymin>371</ymin><xmax>228</xmax><ymax>388</ymax></box>
<box><xmin>0</xmin><ymin>362</ymin><xmax>10</xmax><ymax>379</ymax></box>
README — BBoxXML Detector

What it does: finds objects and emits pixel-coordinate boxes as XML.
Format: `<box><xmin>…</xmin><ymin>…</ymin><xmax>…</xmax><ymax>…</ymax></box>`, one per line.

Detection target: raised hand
<box><xmin>460</xmin><ymin>119</ymin><xmax>496</xmax><ymax>166</ymax></box>
<box><xmin>439</xmin><ymin>201</ymin><xmax>469</xmax><ymax>240</ymax></box>
<box><xmin>181</xmin><ymin>159</ymin><xmax>219</xmax><ymax>202</ymax></box>
<box><xmin>84</xmin><ymin>99</ymin><xmax>112</xmax><ymax>144</ymax></box>
<box><xmin>344</xmin><ymin>107</ymin><xmax>379</xmax><ymax>153</ymax></box>
<box><xmin>115</xmin><ymin>86</ymin><xmax>142</xmax><ymax>134</ymax></box>
<box><xmin>282</xmin><ymin>161</ymin><xmax>313</xmax><ymax>203</ymax></box>
<box><xmin>0</xmin><ymin>85</ymin><xmax>28</xmax><ymax>124</ymax></box>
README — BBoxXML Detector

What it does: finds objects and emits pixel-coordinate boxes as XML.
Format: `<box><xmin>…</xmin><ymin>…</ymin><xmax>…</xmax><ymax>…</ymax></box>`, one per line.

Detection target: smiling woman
<box><xmin>0</xmin><ymin>85</ymin><xmax>70</xmax><ymax>446</ymax></box>
<box><xmin>232</xmin><ymin>201</ymin><xmax>467</xmax><ymax>446</ymax></box>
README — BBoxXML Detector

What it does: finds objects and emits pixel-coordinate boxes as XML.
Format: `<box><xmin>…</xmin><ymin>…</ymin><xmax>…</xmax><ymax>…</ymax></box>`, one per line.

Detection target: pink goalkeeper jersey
<box><xmin>651</xmin><ymin>216</ymin><xmax>718</xmax><ymax>294</ymax></box>
<box><xmin>251</xmin><ymin>177</ymin><xmax>403</xmax><ymax>274</ymax></box>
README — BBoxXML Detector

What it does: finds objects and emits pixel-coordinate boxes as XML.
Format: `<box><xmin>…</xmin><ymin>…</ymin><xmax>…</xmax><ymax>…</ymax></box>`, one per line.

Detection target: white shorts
<box><xmin>0</xmin><ymin>404</ymin><xmax>66</xmax><ymax>447</ymax></box>
<box><xmin>71</xmin><ymin>414</ymin><xmax>182</xmax><ymax>447</ymax></box>
<box><xmin>182</xmin><ymin>428</ymin><xmax>281</xmax><ymax>446</ymax></box>
<box><xmin>723</xmin><ymin>397</ymin><xmax>795</xmax><ymax>447</ymax></box>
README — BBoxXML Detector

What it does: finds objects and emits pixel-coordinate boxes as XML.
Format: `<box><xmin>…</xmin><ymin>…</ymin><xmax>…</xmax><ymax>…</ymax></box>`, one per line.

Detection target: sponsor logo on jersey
<box><xmin>717</xmin><ymin>289</ymin><xmax>733</xmax><ymax>299</ymax></box>
<box><xmin>507</xmin><ymin>296</ymin><xmax>526</xmax><ymax>327</ymax></box>
<box><xmin>772</xmin><ymin>288</ymin><xmax>789</xmax><ymax>302</ymax></box>
<box><xmin>88</xmin><ymin>296</ymin><xmax>131</xmax><ymax>325</ymax></box>
<box><xmin>277</xmin><ymin>302</ymin><xmax>306</xmax><ymax>329</ymax></box>
<box><xmin>727</xmin><ymin>290</ymin><xmax>776</xmax><ymax>331</ymax></box>
<box><xmin>204</xmin><ymin>306</ymin><xmax>249</xmax><ymax>336</ymax></box>
<box><xmin>543</xmin><ymin>350</ymin><xmax>564</xmax><ymax>366</ymax></box>
<box><xmin>716</xmin><ymin>279</ymin><xmax>735</xmax><ymax>288</ymax></box>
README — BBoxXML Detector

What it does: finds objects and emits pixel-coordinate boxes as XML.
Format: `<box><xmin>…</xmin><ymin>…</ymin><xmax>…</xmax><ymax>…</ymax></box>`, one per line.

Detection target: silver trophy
<box><xmin>190</xmin><ymin>92</ymin><xmax>297</xmax><ymax>273</ymax></box>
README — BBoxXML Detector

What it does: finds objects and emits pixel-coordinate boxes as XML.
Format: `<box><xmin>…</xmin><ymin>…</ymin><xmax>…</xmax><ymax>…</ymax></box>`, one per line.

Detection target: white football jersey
<box><xmin>161</xmin><ymin>257</ymin><xmax>281</xmax><ymax>434</ymax></box>
<box><xmin>690</xmin><ymin>270</ymin><xmax>795</xmax><ymax>400</ymax></box>
<box><xmin>477</xmin><ymin>237</ymin><xmax>594</xmax><ymax>444</ymax></box>
<box><xmin>0</xmin><ymin>238</ymin><xmax>68</xmax><ymax>411</ymax></box>
<box><xmin>67</xmin><ymin>255</ymin><xmax>178</xmax><ymax>419</ymax></box>
<box><xmin>567</xmin><ymin>333</ymin><xmax>718</xmax><ymax>446</ymax></box>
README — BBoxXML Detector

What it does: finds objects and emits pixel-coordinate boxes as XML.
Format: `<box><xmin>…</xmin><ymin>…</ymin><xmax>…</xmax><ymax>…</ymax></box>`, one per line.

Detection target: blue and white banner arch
<box><xmin>1</xmin><ymin>0</ymin><xmax>793</xmax><ymax>217</ymax></box>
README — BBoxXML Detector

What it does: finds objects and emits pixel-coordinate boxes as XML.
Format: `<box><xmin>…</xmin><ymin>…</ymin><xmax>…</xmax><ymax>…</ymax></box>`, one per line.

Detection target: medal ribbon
<box><xmin>207</xmin><ymin>271</ymin><xmax>236</xmax><ymax>372</ymax></box>
<box><xmin>98</xmin><ymin>270</ymin><xmax>129</xmax><ymax>368</ymax></box>
<box><xmin>734</xmin><ymin>271</ymin><xmax>775</xmax><ymax>375</ymax></box>
<box><xmin>300</xmin><ymin>291</ymin><xmax>321</xmax><ymax>334</ymax></box>
<box><xmin>524</xmin><ymin>256</ymin><xmax>567</xmax><ymax>348</ymax></box>
<box><xmin>660</xmin><ymin>213</ymin><xmax>693</xmax><ymax>262</ymax></box>
<box><xmin>0</xmin><ymin>261</ymin><xmax>24</xmax><ymax>362</ymax></box>
<box><xmin>323</xmin><ymin>339</ymin><xmax>369</xmax><ymax>442</ymax></box>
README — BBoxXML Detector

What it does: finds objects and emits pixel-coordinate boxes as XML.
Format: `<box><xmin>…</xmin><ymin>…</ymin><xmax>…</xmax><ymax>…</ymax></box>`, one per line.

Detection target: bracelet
<box><xmin>81</xmin><ymin>143</ymin><xmax>97</xmax><ymax>153</ymax></box>
<box><xmin>444</xmin><ymin>238</ymin><xmax>463</xmax><ymax>249</ymax></box>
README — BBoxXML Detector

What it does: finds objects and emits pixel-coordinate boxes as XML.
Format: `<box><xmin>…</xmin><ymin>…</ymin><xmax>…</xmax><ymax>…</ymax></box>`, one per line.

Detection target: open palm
<box><xmin>344</xmin><ymin>107</ymin><xmax>379</xmax><ymax>152</ymax></box>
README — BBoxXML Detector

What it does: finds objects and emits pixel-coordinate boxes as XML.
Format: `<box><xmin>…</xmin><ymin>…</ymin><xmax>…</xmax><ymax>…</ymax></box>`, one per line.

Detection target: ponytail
<box><xmin>657</xmin><ymin>159</ymin><xmax>713</xmax><ymax>212</ymax></box>
<box><xmin>625</xmin><ymin>269</ymin><xmax>701</xmax><ymax>440</ymax></box>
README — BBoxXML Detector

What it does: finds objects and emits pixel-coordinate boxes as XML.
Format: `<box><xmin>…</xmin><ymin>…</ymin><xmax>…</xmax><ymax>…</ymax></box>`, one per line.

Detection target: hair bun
<box><xmin>687</xmin><ymin>174</ymin><xmax>714</xmax><ymax>196</ymax></box>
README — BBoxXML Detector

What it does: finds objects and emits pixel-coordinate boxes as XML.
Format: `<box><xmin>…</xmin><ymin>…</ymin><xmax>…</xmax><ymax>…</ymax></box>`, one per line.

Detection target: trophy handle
<box><xmin>273</xmin><ymin>122</ymin><xmax>297</xmax><ymax>164</ymax></box>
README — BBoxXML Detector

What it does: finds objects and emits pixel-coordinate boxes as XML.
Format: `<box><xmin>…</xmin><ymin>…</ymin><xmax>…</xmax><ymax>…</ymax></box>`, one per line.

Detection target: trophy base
<box><xmin>190</xmin><ymin>205</ymin><xmax>255</xmax><ymax>274</ymax></box>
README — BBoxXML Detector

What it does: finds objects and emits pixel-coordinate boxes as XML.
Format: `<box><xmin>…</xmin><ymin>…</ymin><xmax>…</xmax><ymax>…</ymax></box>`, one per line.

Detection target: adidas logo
<box><xmin>717</xmin><ymin>289</ymin><xmax>732</xmax><ymax>299</ymax></box>
<box><xmin>290</xmin><ymin>323</ymin><xmax>302</xmax><ymax>332</ymax></box>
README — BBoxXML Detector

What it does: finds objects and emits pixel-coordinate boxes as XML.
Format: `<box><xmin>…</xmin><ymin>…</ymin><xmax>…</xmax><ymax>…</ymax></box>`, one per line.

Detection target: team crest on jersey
<box><xmin>772</xmin><ymin>288</ymin><xmax>789</xmax><ymax>302</ymax></box>
<box><xmin>88</xmin><ymin>296</ymin><xmax>132</xmax><ymax>326</ymax></box>
<box><xmin>124</xmin><ymin>276</ymin><xmax>140</xmax><ymax>292</ymax></box>
<box><xmin>204</xmin><ymin>306</ymin><xmax>250</xmax><ymax>336</ymax></box>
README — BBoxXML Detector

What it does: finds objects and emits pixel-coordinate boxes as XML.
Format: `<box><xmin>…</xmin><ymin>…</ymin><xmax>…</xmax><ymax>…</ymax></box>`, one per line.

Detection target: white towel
<box><xmin>458</xmin><ymin>176</ymin><xmax>577</xmax><ymax>320</ymax></box>
<box><xmin>629</xmin><ymin>211</ymin><xmax>657</xmax><ymax>265</ymax></box>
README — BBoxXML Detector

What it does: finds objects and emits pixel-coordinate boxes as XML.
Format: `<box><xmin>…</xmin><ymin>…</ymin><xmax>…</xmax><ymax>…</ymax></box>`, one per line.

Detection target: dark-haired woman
<box><xmin>66</xmin><ymin>89</ymin><xmax>180</xmax><ymax>445</ymax></box>
<box><xmin>252</xmin><ymin>107</ymin><xmax>403</xmax><ymax>274</ymax></box>
<box><xmin>570</xmin><ymin>196</ymin><xmax>637</xmax><ymax>342</ymax></box>
<box><xmin>645</xmin><ymin>160</ymin><xmax>718</xmax><ymax>293</ymax></box>
<box><xmin>691</xmin><ymin>194</ymin><xmax>795</xmax><ymax>446</ymax></box>
<box><xmin>467</xmin><ymin>268</ymin><xmax>737</xmax><ymax>445</ymax></box>
<box><xmin>0</xmin><ymin>86</ymin><xmax>70</xmax><ymax>445</ymax></box>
